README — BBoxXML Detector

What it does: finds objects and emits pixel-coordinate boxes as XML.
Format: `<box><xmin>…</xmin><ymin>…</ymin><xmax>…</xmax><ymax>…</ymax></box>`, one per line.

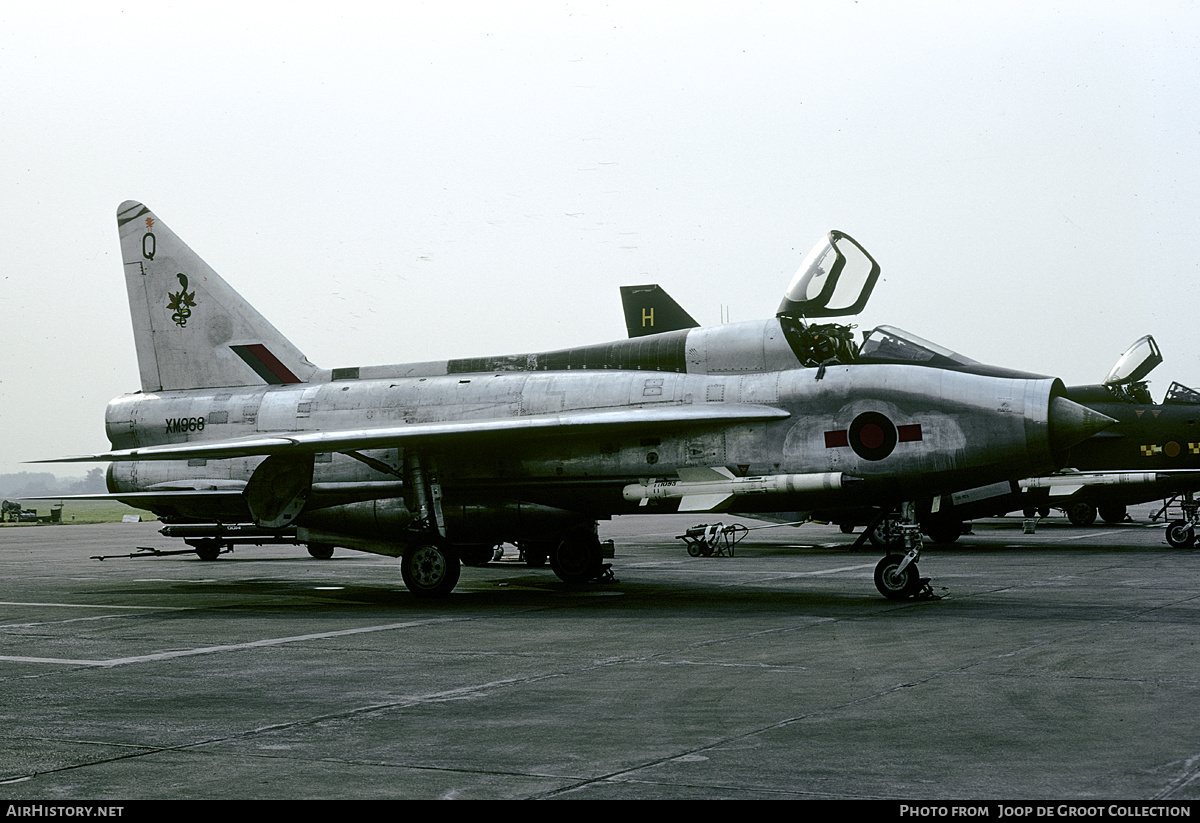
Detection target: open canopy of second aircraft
<box><xmin>41</xmin><ymin>208</ymin><xmax>1118</xmax><ymax>600</ymax></box>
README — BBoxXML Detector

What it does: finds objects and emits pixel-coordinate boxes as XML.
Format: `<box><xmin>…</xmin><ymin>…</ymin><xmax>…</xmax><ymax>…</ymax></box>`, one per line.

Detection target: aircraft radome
<box><xmin>38</xmin><ymin>209</ymin><xmax>1114</xmax><ymax>600</ymax></box>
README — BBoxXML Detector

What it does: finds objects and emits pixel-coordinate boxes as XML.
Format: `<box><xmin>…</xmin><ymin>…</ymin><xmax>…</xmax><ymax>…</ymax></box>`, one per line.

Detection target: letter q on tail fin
<box><xmin>117</xmin><ymin>201</ymin><xmax>321</xmax><ymax>392</ymax></box>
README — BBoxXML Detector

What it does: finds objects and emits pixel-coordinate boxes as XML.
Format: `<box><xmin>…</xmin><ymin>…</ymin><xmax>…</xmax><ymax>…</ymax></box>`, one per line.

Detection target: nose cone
<box><xmin>1048</xmin><ymin>396</ymin><xmax>1117</xmax><ymax>453</ymax></box>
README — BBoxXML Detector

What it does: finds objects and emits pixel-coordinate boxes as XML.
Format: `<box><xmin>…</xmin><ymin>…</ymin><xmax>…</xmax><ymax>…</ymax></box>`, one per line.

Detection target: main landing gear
<box><xmin>398</xmin><ymin>453</ymin><xmax>613</xmax><ymax>597</ymax></box>
<box><xmin>401</xmin><ymin>540</ymin><xmax>461</xmax><ymax>598</ymax></box>
<box><xmin>399</xmin><ymin>456</ymin><xmax>462</xmax><ymax>598</ymax></box>
<box><xmin>397</xmin><ymin>528</ymin><xmax>611</xmax><ymax>598</ymax></box>
<box><xmin>548</xmin><ymin>528</ymin><xmax>609</xmax><ymax>584</ymax></box>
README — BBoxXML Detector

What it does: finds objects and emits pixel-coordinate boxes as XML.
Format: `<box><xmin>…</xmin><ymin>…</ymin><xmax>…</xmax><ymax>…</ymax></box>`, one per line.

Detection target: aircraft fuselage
<box><xmin>107</xmin><ymin>361</ymin><xmax>1066</xmax><ymax>536</ymax></box>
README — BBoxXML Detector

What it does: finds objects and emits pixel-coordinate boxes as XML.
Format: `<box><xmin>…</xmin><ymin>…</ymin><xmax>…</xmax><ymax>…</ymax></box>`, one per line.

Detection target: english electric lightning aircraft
<box><xmin>621</xmin><ymin>288</ymin><xmax>1200</xmax><ymax>546</ymax></box>
<box><xmin>41</xmin><ymin>205</ymin><xmax>1116</xmax><ymax>600</ymax></box>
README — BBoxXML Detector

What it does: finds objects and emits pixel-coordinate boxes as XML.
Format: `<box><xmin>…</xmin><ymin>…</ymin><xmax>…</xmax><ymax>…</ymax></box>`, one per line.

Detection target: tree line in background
<box><xmin>0</xmin><ymin>469</ymin><xmax>106</xmax><ymax>499</ymax></box>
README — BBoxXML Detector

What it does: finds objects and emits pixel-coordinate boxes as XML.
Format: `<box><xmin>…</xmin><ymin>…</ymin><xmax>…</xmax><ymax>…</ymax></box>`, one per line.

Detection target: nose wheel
<box><xmin>1166</xmin><ymin>520</ymin><xmax>1195</xmax><ymax>548</ymax></box>
<box><xmin>873</xmin><ymin>553</ymin><xmax>926</xmax><ymax>600</ymax></box>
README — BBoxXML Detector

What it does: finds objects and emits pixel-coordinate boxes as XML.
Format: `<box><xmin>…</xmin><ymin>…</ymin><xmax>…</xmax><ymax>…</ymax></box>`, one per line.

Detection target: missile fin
<box><xmin>678</xmin><ymin>493</ymin><xmax>734</xmax><ymax>512</ymax></box>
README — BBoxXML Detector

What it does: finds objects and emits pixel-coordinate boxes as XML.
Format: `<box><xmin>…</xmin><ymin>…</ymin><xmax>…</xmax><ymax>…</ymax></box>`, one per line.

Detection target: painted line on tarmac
<box><xmin>1064</xmin><ymin>529</ymin><xmax>1127</xmax><ymax>541</ymax></box>
<box><xmin>0</xmin><ymin>617</ymin><xmax>462</xmax><ymax>668</ymax></box>
<box><xmin>0</xmin><ymin>601</ymin><xmax>181</xmax><ymax>610</ymax></box>
<box><xmin>622</xmin><ymin>560</ymin><xmax>876</xmax><ymax>577</ymax></box>
<box><xmin>782</xmin><ymin>563</ymin><xmax>877</xmax><ymax>576</ymax></box>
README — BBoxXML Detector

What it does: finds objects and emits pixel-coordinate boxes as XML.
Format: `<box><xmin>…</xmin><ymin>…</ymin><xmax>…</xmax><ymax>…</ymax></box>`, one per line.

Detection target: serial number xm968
<box><xmin>165</xmin><ymin>417</ymin><xmax>205</xmax><ymax>434</ymax></box>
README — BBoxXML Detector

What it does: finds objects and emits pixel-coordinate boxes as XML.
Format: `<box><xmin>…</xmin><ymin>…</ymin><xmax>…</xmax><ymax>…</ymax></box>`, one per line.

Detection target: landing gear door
<box><xmin>777</xmin><ymin>230</ymin><xmax>881</xmax><ymax>319</ymax></box>
<box><xmin>1103</xmin><ymin>335</ymin><xmax>1162</xmax><ymax>386</ymax></box>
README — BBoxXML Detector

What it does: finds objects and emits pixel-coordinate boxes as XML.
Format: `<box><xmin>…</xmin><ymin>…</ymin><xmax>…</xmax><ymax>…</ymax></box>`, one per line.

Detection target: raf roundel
<box><xmin>849</xmin><ymin>411</ymin><xmax>898</xmax><ymax>461</ymax></box>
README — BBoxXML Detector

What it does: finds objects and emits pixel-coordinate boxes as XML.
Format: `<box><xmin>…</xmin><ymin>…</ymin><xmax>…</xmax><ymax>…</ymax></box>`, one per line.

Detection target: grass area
<box><xmin>1</xmin><ymin>499</ymin><xmax>156</xmax><ymax>525</ymax></box>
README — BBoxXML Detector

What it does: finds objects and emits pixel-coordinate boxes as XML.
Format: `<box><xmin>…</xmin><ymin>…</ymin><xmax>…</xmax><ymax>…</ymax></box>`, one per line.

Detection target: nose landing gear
<box><xmin>870</xmin><ymin>506</ymin><xmax>937</xmax><ymax>601</ymax></box>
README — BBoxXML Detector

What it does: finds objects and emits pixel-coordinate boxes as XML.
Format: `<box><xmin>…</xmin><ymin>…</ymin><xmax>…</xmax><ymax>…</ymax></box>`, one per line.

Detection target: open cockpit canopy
<box><xmin>777</xmin><ymin>230</ymin><xmax>881</xmax><ymax>319</ymax></box>
<box><xmin>1099</xmin><ymin>335</ymin><xmax>1162</xmax><ymax>404</ymax></box>
<box><xmin>1104</xmin><ymin>335</ymin><xmax>1162</xmax><ymax>387</ymax></box>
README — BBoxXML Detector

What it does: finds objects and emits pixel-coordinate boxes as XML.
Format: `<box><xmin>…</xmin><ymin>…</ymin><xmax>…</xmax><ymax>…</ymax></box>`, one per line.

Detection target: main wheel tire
<box><xmin>1098</xmin><ymin>503</ymin><xmax>1127</xmax><ymax>525</ymax></box>
<box><xmin>923</xmin><ymin>519</ymin><xmax>963</xmax><ymax>545</ymax></box>
<box><xmin>459</xmin><ymin>544</ymin><xmax>497</xmax><ymax>567</ymax></box>
<box><xmin>401</xmin><ymin>542</ymin><xmax>461</xmax><ymax>597</ymax></box>
<box><xmin>306</xmin><ymin>542</ymin><xmax>335</xmax><ymax>559</ymax></box>
<box><xmin>1166</xmin><ymin>520</ymin><xmax>1195</xmax><ymax>548</ymax></box>
<box><xmin>550</xmin><ymin>533</ymin><xmax>603</xmax><ymax>583</ymax></box>
<box><xmin>874</xmin><ymin>554</ymin><xmax>922</xmax><ymax>600</ymax></box>
<box><xmin>521</xmin><ymin>540</ymin><xmax>550</xmax><ymax>567</ymax></box>
<box><xmin>1066</xmin><ymin>501</ymin><xmax>1097</xmax><ymax>527</ymax></box>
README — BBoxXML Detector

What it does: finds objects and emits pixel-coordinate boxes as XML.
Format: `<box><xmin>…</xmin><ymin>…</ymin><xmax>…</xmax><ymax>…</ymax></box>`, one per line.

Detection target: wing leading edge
<box><xmin>40</xmin><ymin>404</ymin><xmax>791</xmax><ymax>463</ymax></box>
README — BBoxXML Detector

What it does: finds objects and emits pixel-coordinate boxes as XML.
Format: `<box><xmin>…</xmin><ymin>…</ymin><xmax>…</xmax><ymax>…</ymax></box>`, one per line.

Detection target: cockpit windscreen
<box><xmin>858</xmin><ymin>325</ymin><xmax>981</xmax><ymax>368</ymax></box>
<box><xmin>854</xmin><ymin>324</ymin><xmax>1045</xmax><ymax>379</ymax></box>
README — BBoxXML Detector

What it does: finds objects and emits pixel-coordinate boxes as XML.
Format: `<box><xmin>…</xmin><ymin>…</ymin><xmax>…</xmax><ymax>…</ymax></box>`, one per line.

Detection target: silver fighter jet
<box><xmin>42</xmin><ymin>206</ymin><xmax>1113</xmax><ymax>599</ymax></box>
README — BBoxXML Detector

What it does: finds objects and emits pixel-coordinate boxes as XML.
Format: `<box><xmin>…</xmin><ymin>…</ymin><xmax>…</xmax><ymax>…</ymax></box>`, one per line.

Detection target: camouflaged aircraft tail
<box><xmin>619</xmin><ymin>284</ymin><xmax>699</xmax><ymax>339</ymax></box>
<box><xmin>116</xmin><ymin>201</ymin><xmax>321</xmax><ymax>392</ymax></box>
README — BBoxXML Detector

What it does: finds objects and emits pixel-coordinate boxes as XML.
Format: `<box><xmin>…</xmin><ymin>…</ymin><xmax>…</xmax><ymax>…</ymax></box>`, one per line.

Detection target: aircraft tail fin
<box><xmin>619</xmin><ymin>284</ymin><xmax>699</xmax><ymax>338</ymax></box>
<box><xmin>117</xmin><ymin>201</ymin><xmax>321</xmax><ymax>392</ymax></box>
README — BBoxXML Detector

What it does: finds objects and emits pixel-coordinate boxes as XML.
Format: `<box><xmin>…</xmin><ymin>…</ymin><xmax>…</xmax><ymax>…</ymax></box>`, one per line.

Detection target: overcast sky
<box><xmin>3</xmin><ymin>1</ymin><xmax>1199</xmax><ymax>477</ymax></box>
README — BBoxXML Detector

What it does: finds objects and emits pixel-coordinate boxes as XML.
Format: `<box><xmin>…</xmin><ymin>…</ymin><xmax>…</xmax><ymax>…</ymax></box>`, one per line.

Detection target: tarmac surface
<box><xmin>0</xmin><ymin>506</ymin><xmax>1198</xmax><ymax>801</ymax></box>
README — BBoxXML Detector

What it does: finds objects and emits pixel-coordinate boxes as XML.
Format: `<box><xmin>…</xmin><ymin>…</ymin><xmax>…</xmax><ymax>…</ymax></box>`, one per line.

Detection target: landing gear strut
<box><xmin>399</xmin><ymin>454</ymin><xmax>461</xmax><ymax>597</ymax></box>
